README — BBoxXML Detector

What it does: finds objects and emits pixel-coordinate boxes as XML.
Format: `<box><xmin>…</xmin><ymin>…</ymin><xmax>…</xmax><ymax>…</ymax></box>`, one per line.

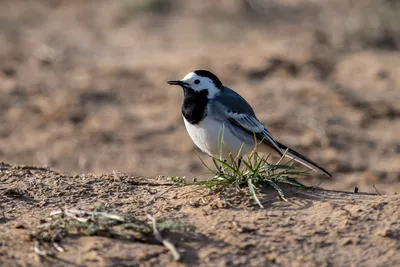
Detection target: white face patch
<box><xmin>180</xmin><ymin>72</ymin><xmax>221</xmax><ymax>99</ymax></box>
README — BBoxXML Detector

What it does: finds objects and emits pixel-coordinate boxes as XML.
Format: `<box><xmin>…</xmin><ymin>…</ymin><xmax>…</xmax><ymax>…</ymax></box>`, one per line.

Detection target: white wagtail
<box><xmin>168</xmin><ymin>70</ymin><xmax>331</xmax><ymax>177</ymax></box>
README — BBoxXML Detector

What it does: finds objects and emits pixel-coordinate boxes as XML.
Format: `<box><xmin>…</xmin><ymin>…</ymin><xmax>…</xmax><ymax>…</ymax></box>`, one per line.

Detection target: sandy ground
<box><xmin>1</xmin><ymin>163</ymin><xmax>399</xmax><ymax>266</ymax></box>
<box><xmin>0</xmin><ymin>0</ymin><xmax>399</xmax><ymax>266</ymax></box>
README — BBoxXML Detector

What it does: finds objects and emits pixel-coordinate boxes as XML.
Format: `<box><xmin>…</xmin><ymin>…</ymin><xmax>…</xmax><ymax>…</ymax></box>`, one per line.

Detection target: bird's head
<box><xmin>167</xmin><ymin>70</ymin><xmax>223</xmax><ymax>99</ymax></box>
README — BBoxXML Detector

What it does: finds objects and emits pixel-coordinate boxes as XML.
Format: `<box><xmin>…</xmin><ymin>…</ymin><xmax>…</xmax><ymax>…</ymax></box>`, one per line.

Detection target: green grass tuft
<box><xmin>190</xmin><ymin>147</ymin><xmax>314</xmax><ymax>208</ymax></box>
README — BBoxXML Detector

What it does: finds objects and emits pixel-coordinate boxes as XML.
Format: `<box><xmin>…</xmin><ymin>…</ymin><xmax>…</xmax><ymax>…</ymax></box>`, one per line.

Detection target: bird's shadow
<box><xmin>255</xmin><ymin>184</ymin><xmax>377</xmax><ymax>211</ymax></box>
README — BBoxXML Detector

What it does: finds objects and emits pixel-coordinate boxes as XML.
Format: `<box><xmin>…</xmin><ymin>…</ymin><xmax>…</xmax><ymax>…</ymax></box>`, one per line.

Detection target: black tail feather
<box><xmin>277</xmin><ymin>142</ymin><xmax>332</xmax><ymax>177</ymax></box>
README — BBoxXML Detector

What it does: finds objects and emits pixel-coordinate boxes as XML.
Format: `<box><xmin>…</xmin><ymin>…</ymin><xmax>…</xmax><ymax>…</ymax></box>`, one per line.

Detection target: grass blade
<box><xmin>195</xmin><ymin>151</ymin><xmax>214</xmax><ymax>173</ymax></box>
<box><xmin>212</xmin><ymin>157</ymin><xmax>221</xmax><ymax>172</ymax></box>
<box><xmin>241</xmin><ymin>160</ymin><xmax>255</xmax><ymax>173</ymax></box>
<box><xmin>215</xmin><ymin>158</ymin><xmax>242</xmax><ymax>177</ymax></box>
<box><xmin>266</xmin><ymin>180</ymin><xmax>288</xmax><ymax>202</ymax></box>
<box><xmin>248</xmin><ymin>178</ymin><xmax>264</xmax><ymax>208</ymax></box>
<box><xmin>278</xmin><ymin>177</ymin><xmax>310</xmax><ymax>188</ymax></box>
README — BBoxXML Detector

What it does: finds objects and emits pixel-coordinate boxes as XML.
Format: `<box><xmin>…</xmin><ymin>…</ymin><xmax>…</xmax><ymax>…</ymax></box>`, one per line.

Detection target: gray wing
<box><xmin>211</xmin><ymin>86</ymin><xmax>283</xmax><ymax>155</ymax></box>
<box><xmin>215</xmin><ymin>87</ymin><xmax>257</xmax><ymax>117</ymax></box>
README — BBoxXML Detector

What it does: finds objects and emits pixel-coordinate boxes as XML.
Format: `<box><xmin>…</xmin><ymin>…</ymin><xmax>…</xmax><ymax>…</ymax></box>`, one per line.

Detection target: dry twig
<box><xmin>34</xmin><ymin>241</ymin><xmax>53</xmax><ymax>256</ymax></box>
<box><xmin>372</xmin><ymin>184</ymin><xmax>381</xmax><ymax>195</ymax></box>
<box><xmin>146</xmin><ymin>213</ymin><xmax>180</xmax><ymax>261</ymax></box>
<box><xmin>50</xmin><ymin>209</ymin><xmax>125</xmax><ymax>222</ymax></box>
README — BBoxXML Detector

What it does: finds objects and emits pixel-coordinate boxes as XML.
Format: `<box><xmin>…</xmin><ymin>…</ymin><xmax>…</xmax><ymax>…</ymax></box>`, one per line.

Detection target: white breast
<box><xmin>183</xmin><ymin>116</ymin><xmax>254</xmax><ymax>159</ymax></box>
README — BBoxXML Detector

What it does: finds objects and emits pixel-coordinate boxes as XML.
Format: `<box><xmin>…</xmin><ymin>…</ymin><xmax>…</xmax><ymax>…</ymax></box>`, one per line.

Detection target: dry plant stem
<box><xmin>50</xmin><ymin>209</ymin><xmax>125</xmax><ymax>222</ymax></box>
<box><xmin>34</xmin><ymin>241</ymin><xmax>51</xmax><ymax>257</ymax></box>
<box><xmin>275</xmin><ymin>148</ymin><xmax>289</xmax><ymax>165</ymax></box>
<box><xmin>146</xmin><ymin>213</ymin><xmax>181</xmax><ymax>261</ymax></box>
<box><xmin>372</xmin><ymin>184</ymin><xmax>381</xmax><ymax>195</ymax></box>
<box><xmin>53</xmin><ymin>242</ymin><xmax>65</xmax><ymax>252</ymax></box>
<box><xmin>248</xmin><ymin>178</ymin><xmax>264</xmax><ymax>208</ymax></box>
<box><xmin>65</xmin><ymin>210</ymin><xmax>89</xmax><ymax>223</ymax></box>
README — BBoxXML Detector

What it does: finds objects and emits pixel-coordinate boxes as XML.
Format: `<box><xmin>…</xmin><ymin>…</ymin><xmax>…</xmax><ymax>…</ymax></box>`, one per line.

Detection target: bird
<box><xmin>167</xmin><ymin>70</ymin><xmax>331</xmax><ymax>177</ymax></box>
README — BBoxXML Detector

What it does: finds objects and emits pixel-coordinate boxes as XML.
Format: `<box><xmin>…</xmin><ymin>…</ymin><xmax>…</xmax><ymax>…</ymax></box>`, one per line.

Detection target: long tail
<box><xmin>277</xmin><ymin>142</ymin><xmax>332</xmax><ymax>177</ymax></box>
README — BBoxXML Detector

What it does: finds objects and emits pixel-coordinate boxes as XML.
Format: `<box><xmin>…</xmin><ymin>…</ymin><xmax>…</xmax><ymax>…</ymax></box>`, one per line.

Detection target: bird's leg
<box><xmin>237</xmin><ymin>156</ymin><xmax>242</xmax><ymax>169</ymax></box>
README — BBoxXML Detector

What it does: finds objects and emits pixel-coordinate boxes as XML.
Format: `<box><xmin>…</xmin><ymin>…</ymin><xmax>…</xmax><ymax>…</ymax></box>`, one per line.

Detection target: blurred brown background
<box><xmin>0</xmin><ymin>0</ymin><xmax>399</xmax><ymax>193</ymax></box>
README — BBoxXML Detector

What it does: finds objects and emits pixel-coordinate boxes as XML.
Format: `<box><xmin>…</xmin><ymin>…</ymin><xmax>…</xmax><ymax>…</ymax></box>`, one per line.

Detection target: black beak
<box><xmin>167</xmin><ymin>80</ymin><xmax>184</xmax><ymax>86</ymax></box>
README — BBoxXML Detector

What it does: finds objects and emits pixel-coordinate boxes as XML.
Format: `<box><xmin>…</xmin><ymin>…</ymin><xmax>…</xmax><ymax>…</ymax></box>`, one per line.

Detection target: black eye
<box><xmin>194</xmin><ymin>79</ymin><xmax>200</xmax><ymax>84</ymax></box>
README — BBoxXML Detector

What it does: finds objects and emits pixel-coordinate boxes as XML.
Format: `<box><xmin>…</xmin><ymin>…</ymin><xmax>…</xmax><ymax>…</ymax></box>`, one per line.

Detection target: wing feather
<box><xmin>225</xmin><ymin>111</ymin><xmax>283</xmax><ymax>156</ymax></box>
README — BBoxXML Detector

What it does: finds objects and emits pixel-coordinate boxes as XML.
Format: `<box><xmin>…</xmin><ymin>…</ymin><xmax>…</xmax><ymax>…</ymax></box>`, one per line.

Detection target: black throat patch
<box><xmin>181</xmin><ymin>88</ymin><xmax>209</xmax><ymax>124</ymax></box>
